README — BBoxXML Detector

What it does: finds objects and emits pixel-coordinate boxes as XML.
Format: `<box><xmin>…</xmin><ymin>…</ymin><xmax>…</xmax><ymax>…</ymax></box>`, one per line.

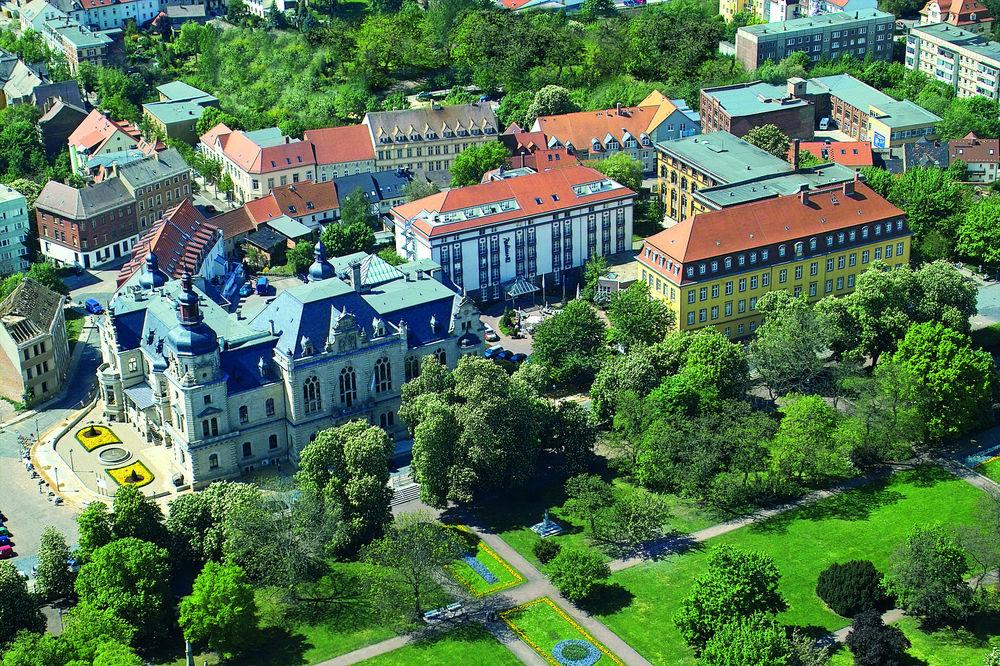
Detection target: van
<box><xmin>819</xmin><ymin>117</ymin><xmax>831</xmax><ymax>131</ymax></box>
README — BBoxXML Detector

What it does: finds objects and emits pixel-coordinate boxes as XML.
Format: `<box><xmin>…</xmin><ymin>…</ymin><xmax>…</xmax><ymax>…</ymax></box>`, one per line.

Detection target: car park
<box><xmin>484</xmin><ymin>324</ymin><xmax>500</xmax><ymax>342</ymax></box>
<box><xmin>496</xmin><ymin>350</ymin><xmax>514</xmax><ymax>362</ymax></box>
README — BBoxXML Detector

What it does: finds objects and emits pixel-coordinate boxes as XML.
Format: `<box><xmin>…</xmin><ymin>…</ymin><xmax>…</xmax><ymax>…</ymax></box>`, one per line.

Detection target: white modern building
<box><xmin>390</xmin><ymin>165</ymin><xmax>636</xmax><ymax>302</ymax></box>
<box><xmin>0</xmin><ymin>185</ymin><xmax>30</xmax><ymax>276</ymax></box>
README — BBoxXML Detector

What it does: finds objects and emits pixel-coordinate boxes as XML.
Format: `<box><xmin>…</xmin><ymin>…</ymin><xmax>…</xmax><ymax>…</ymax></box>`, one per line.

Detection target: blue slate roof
<box><xmin>332</xmin><ymin>170</ymin><xmax>410</xmax><ymax>205</ymax></box>
<box><xmin>222</xmin><ymin>339</ymin><xmax>280</xmax><ymax>394</ymax></box>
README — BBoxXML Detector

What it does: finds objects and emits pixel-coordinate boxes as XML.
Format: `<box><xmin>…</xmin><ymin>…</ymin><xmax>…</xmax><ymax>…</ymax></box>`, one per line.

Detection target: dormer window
<box><xmin>306</xmin><ymin>202</ymin><xmax>314</xmax><ymax>209</ymax></box>
<box><xmin>410</xmin><ymin>133</ymin><xmax>421</xmax><ymax>141</ymax></box>
<box><xmin>288</xmin><ymin>205</ymin><xmax>297</xmax><ymax>214</ymax></box>
<box><xmin>485</xmin><ymin>127</ymin><xmax>496</xmax><ymax>134</ymax></box>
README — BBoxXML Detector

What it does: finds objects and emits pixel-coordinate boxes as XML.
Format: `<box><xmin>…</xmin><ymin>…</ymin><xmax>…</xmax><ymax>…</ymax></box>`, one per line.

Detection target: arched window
<box><xmin>809</xmin><ymin>237</ymin><xmax>817</xmax><ymax>251</ymax></box>
<box><xmin>339</xmin><ymin>367</ymin><xmax>357</xmax><ymax>406</ymax></box>
<box><xmin>239</xmin><ymin>405</ymin><xmax>249</xmax><ymax>423</ymax></box>
<box><xmin>434</xmin><ymin>348</ymin><xmax>446</xmax><ymax>365</ymax></box>
<box><xmin>404</xmin><ymin>356</ymin><xmax>420</xmax><ymax>382</ymax></box>
<box><xmin>209</xmin><ymin>453</ymin><xmax>219</xmax><ymax>469</ymax></box>
<box><xmin>265</xmin><ymin>398</ymin><xmax>275</xmax><ymax>416</ymax></box>
<box><xmin>210</xmin><ymin>418</ymin><xmax>218</xmax><ymax>436</ymax></box>
<box><xmin>304</xmin><ymin>376</ymin><xmax>321</xmax><ymax>413</ymax></box>
<box><xmin>778</xmin><ymin>244</ymin><xmax>786</xmax><ymax>257</ymax></box>
<box><xmin>374</xmin><ymin>357</ymin><xmax>392</xmax><ymax>393</ymax></box>
<box><xmin>269</xmin><ymin>434</ymin><xmax>278</xmax><ymax>449</ymax></box>
<box><xmin>794</xmin><ymin>242</ymin><xmax>804</xmax><ymax>257</ymax></box>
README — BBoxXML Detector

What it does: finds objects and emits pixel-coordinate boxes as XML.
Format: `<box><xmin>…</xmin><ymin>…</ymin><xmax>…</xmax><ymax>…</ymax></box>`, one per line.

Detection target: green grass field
<box><xmin>502</xmin><ymin>597</ymin><xmax>625</xmax><ymax>666</ymax></box>
<box><xmin>829</xmin><ymin>615</ymin><xmax>1000</xmax><ymax>665</ymax></box>
<box><xmin>594</xmin><ymin>467</ymin><xmax>990</xmax><ymax>665</ymax></box>
<box><xmin>65</xmin><ymin>309</ymin><xmax>85</xmax><ymax>352</ymax></box>
<box><xmin>359</xmin><ymin>625</ymin><xmax>521</xmax><ymax>666</ymax></box>
<box><xmin>480</xmin><ymin>479</ymin><xmax>718</xmax><ymax>568</ymax></box>
<box><xmin>977</xmin><ymin>456</ymin><xmax>1000</xmax><ymax>484</ymax></box>
<box><xmin>447</xmin><ymin>534</ymin><xmax>525</xmax><ymax>597</ymax></box>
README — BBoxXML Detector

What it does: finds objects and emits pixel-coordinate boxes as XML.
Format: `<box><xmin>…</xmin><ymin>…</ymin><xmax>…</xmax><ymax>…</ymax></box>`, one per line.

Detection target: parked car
<box><xmin>416</xmin><ymin>91</ymin><xmax>433</xmax><ymax>102</ymax></box>
<box><xmin>496</xmin><ymin>350</ymin><xmax>514</xmax><ymax>362</ymax></box>
<box><xmin>819</xmin><ymin>117</ymin><xmax>831</xmax><ymax>130</ymax></box>
<box><xmin>0</xmin><ymin>545</ymin><xmax>12</xmax><ymax>559</ymax></box>
<box><xmin>484</xmin><ymin>346</ymin><xmax>503</xmax><ymax>360</ymax></box>
<box><xmin>0</xmin><ymin>536</ymin><xmax>10</xmax><ymax>547</ymax></box>
<box><xmin>239</xmin><ymin>282</ymin><xmax>253</xmax><ymax>298</ymax></box>
<box><xmin>510</xmin><ymin>353</ymin><xmax>527</xmax><ymax>364</ymax></box>
<box><xmin>204</xmin><ymin>204</ymin><xmax>218</xmax><ymax>214</ymax></box>
<box><xmin>84</xmin><ymin>298</ymin><xmax>104</xmax><ymax>315</ymax></box>
<box><xmin>484</xmin><ymin>324</ymin><xmax>499</xmax><ymax>342</ymax></box>
<box><xmin>256</xmin><ymin>276</ymin><xmax>269</xmax><ymax>296</ymax></box>
<box><xmin>0</xmin><ymin>526</ymin><xmax>10</xmax><ymax>537</ymax></box>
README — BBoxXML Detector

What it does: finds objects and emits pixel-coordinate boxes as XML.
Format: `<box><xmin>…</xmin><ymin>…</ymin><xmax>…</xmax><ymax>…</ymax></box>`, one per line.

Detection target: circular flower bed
<box><xmin>107</xmin><ymin>461</ymin><xmax>154</xmax><ymax>488</ymax></box>
<box><xmin>75</xmin><ymin>425</ymin><xmax>121</xmax><ymax>452</ymax></box>
<box><xmin>552</xmin><ymin>639</ymin><xmax>601</xmax><ymax>666</ymax></box>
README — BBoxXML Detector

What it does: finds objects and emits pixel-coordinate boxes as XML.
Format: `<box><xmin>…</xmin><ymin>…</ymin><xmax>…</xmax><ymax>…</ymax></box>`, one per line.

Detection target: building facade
<box><xmin>735</xmin><ymin>9</ymin><xmax>895</xmax><ymax>70</ymax></box>
<box><xmin>637</xmin><ymin>179</ymin><xmax>910</xmax><ymax>337</ymax></box>
<box><xmin>363</xmin><ymin>103</ymin><xmax>499</xmax><ymax>177</ymax></box>
<box><xmin>390</xmin><ymin>165</ymin><xmax>635</xmax><ymax>302</ymax></box>
<box><xmin>0</xmin><ymin>185</ymin><xmax>30</xmax><ymax>275</ymax></box>
<box><xmin>906</xmin><ymin>23</ymin><xmax>1000</xmax><ymax>100</ymax></box>
<box><xmin>304</xmin><ymin>125</ymin><xmax>377</xmax><ymax>182</ymax></box>
<box><xmin>949</xmin><ymin>132</ymin><xmax>999</xmax><ymax>182</ymax></box>
<box><xmin>67</xmin><ymin>109</ymin><xmax>144</xmax><ymax>175</ymax></box>
<box><xmin>655</xmin><ymin>131</ymin><xmax>793</xmax><ymax>224</ymax></box>
<box><xmin>19</xmin><ymin>0</ymin><xmax>118</xmax><ymax>74</ymax></box>
<box><xmin>700</xmin><ymin>79</ymin><xmax>816</xmax><ymax>140</ymax></box>
<box><xmin>36</xmin><ymin>178</ymin><xmax>136</xmax><ymax>267</ymax></box>
<box><xmin>531</xmin><ymin>92</ymin><xmax>700</xmax><ymax>174</ymax></box>
<box><xmin>0</xmin><ymin>278</ymin><xmax>69</xmax><ymax>404</ymax></box>
<box><xmin>142</xmin><ymin>82</ymin><xmax>218</xmax><ymax>144</ymax></box>
<box><xmin>97</xmin><ymin>247</ymin><xmax>484</xmax><ymax>488</ymax></box>
<box><xmin>113</xmin><ymin>148</ymin><xmax>191</xmax><ymax>231</ymax></box>
<box><xmin>920</xmin><ymin>0</ymin><xmax>994</xmax><ymax>35</ymax></box>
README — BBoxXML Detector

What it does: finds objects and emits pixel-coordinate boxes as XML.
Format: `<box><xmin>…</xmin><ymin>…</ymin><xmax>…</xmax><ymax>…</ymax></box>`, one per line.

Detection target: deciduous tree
<box><xmin>606</xmin><ymin>281</ymin><xmax>675</xmax><ymax>351</ymax></box>
<box><xmin>179</xmin><ymin>562</ymin><xmax>257</xmax><ymax>659</ymax></box>
<box><xmin>884</xmin><ymin>524</ymin><xmax>973</xmax><ymax>624</ymax></box>
<box><xmin>770</xmin><ymin>394</ymin><xmax>854</xmax><ymax>485</ymax></box>
<box><xmin>35</xmin><ymin>527</ymin><xmax>74</xmax><ymax>602</ymax></box>
<box><xmin>700</xmin><ymin>614</ymin><xmax>791</xmax><ymax>666</ymax></box>
<box><xmin>593</xmin><ymin>152</ymin><xmax>643</xmax><ymax>193</ymax></box>
<box><xmin>0</xmin><ymin>561</ymin><xmax>44</xmax><ymax>645</ymax></box>
<box><xmin>750</xmin><ymin>292</ymin><xmax>830</xmax><ymax>399</ymax></box>
<box><xmin>449</xmin><ymin>141</ymin><xmax>509</xmax><ymax>187</ymax></box>
<box><xmin>845</xmin><ymin>610</ymin><xmax>911</xmax><ymax>666</ymax></box>
<box><xmin>957</xmin><ymin>196</ymin><xmax>1000</xmax><ymax>269</ymax></box>
<box><xmin>743</xmin><ymin>124</ymin><xmax>791</xmax><ymax>160</ymax></box>
<box><xmin>548</xmin><ymin>548</ymin><xmax>610</xmax><ymax>603</ymax></box>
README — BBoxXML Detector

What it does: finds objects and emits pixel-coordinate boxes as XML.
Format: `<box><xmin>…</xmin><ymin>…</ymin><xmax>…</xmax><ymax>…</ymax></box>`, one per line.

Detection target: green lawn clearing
<box><xmin>360</xmin><ymin>624</ymin><xmax>520</xmax><ymax>665</ymax></box>
<box><xmin>977</xmin><ymin>456</ymin><xmax>1000</xmax><ymax>484</ymax></box>
<box><xmin>595</xmin><ymin>467</ymin><xmax>989</xmax><ymax>665</ymax></box>
<box><xmin>447</xmin><ymin>529</ymin><xmax>525</xmax><ymax>597</ymax></box>
<box><xmin>501</xmin><ymin>597</ymin><xmax>625</xmax><ymax>666</ymax></box>
<box><xmin>829</xmin><ymin>613</ymin><xmax>1000</xmax><ymax>665</ymax></box>
<box><xmin>65</xmin><ymin>309</ymin><xmax>85</xmax><ymax>352</ymax></box>
<box><xmin>478</xmin><ymin>478</ymin><xmax>718</xmax><ymax>568</ymax></box>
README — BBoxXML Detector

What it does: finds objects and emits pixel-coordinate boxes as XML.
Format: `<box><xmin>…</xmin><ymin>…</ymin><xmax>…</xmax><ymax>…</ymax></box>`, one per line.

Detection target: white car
<box><xmin>484</xmin><ymin>324</ymin><xmax>500</xmax><ymax>342</ymax></box>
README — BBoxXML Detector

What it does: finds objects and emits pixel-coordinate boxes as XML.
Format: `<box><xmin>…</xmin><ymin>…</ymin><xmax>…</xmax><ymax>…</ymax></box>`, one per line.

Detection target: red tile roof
<box><xmin>242</xmin><ymin>180</ymin><xmax>340</xmax><ymax>224</ymax></box>
<box><xmin>508</xmin><ymin>148</ymin><xmax>578</xmax><ymax>172</ymax></box>
<box><xmin>921</xmin><ymin>0</ymin><xmax>994</xmax><ymax>23</ymax></box>
<box><xmin>210</xmin><ymin>206</ymin><xmax>256</xmax><ymax>239</ymax></box>
<box><xmin>199</xmin><ymin>122</ymin><xmax>231</xmax><ymax>148</ymax></box>
<box><xmin>79</xmin><ymin>0</ymin><xmax>136</xmax><ymax>8</ymax></box>
<box><xmin>391</xmin><ymin>165</ymin><xmax>635</xmax><ymax>238</ymax></box>
<box><xmin>501</xmin><ymin>130</ymin><xmax>549</xmax><ymax>156</ymax></box>
<box><xmin>949</xmin><ymin>132</ymin><xmax>1000</xmax><ymax>164</ymax></box>
<box><xmin>218</xmin><ymin>131</ymin><xmax>315</xmax><ymax>174</ymax></box>
<box><xmin>532</xmin><ymin>103</ymin><xmax>669</xmax><ymax>152</ymax></box>
<box><xmin>68</xmin><ymin>109</ymin><xmax>141</xmax><ymax>153</ymax></box>
<box><xmin>641</xmin><ymin>181</ymin><xmax>904</xmax><ymax>276</ymax></box>
<box><xmin>117</xmin><ymin>199</ymin><xmax>218</xmax><ymax>286</ymax></box>
<box><xmin>792</xmin><ymin>141</ymin><xmax>874</xmax><ymax>167</ymax></box>
<box><xmin>303</xmin><ymin>125</ymin><xmax>376</xmax><ymax>165</ymax></box>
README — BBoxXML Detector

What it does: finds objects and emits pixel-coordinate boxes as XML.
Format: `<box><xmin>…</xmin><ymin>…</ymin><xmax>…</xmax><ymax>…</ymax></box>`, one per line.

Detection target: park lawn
<box><xmin>479</xmin><ymin>478</ymin><xmax>718</xmax><ymax>568</ymax></box>
<box><xmin>595</xmin><ymin>467</ymin><xmax>988</xmax><ymax>665</ymax></box>
<box><xmin>502</xmin><ymin>597</ymin><xmax>625</xmax><ymax>666</ymax></box>
<box><xmin>977</xmin><ymin>456</ymin><xmax>1000</xmax><ymax>484</ymax></box>
<box><xmin>829</xmin><ymin>614</ymin><xmax>1000</xmax><ymax>665</ymax></box>
<box><xmin>65</xmin><ymin>309</ymin><xmax>85</xmax><ymax>352</ymax></box>
<box><xmin>447</xmin><ymin>533</ymin><xmax>525</xmax><ymax>597</ymax></box>
<box><xmin>359</xmin><ymin>624</ymin><xmax>521</xmax><ymax>666</ymax></box>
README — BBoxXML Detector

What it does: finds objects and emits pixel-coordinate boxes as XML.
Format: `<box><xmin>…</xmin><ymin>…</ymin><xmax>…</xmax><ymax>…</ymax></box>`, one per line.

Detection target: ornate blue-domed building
<box><xmin>97</xmin><ymin>246</ymin><xmax>484</xmax><ymax>488</ymax></box>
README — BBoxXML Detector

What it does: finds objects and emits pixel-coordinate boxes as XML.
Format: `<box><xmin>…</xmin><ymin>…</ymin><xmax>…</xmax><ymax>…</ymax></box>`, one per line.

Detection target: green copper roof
<box><xmin>701</xmin><ymin>82</ymin><xmax>810</xmax><ymax>117</ymax></box>
<box><xmin>656</xmin><ymin>131</ymin><xmax>792</xmax><ymax>184</ymax></box>
<box><xmin>694</xmin><ymin>163</ymin><xmax>857</xmax><ymax>207</ymax></box>
<box><xmin>143</xmin><ymin>101</ymin><xmax>207</xmax><ymax>125</ymax></box>
<box><xmin>910</xmin><ymin>23</ymin><xmax>1000</xmax><ymax>64</ymax></box>
<box><xmin>806</xmin><ymin>75</ymin><xmax>941</xmax><ymax>128</ymax></box>
<box><xmin>740</xmin><ymin>8</ymin><xmax>893</xmax><ymax>36</ymax></box>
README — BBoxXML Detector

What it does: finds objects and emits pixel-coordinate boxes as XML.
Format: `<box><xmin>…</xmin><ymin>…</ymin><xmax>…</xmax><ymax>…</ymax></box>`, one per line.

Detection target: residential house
<box><xmin>700</xmin><ymin>79</ymin><xmax>816</xmax><ymax>140</ymax></box>
<box><xmin>906</xmin><ymin>23</ymin><xmax>1000</xmax><ymax>100</ymax></box>
<box><xmin>735</xmin><ymin>9</ymin><xmax>895</xmax><ymax>70</ymax></box>
<box><xmin>920</xmin><ymin>0</ymin><xmax>994</xmax><ymax>35</ymax></box>
<box><xmin>199</xmin><ymin>124</ymin><xmax>316</xmax><ymax>204</ymax></box>
<box><xmin>532</xmin><ymin>91</ymin><xmax>700</xmax><ymax>175</ymax></box>
<box><xmin>949</xmin><ymin>132</ymin><xmax>999</xmax><ymax>182</ymax></box>
<box><xmin>38</xmin><ymin>99</ymin><xmax>89</xmax><ymax>158</ymax></box>
<box><xmin>67</xmin><ymin>109</ymin><xmax>144</xmax><ymax>175</ymax></box>
<box><xmin>390</xmin><ymin>165</ymin><xmax>636</xmax><ymax>302</ymax></box>
<box><xmin>36</xmin><ymin>178</ymin><xmax>136</xmax><ymax>267</ymax></box>
<box><xmin>112</xmin><ymin>148</ymin><xmax>192</xmax><ymax>231</ymax></box>
<box><xmin>332</xmin><ymin>170</ymin><xmax>409</xmax><ymax>216</ymax></box>
<box><xmin>243</xmin><ymin>180</ymin><xmax>339</xmax><ymax>231</ymax></box>
<box><xmin>0</xmin><ymin>185</ymin><xmax>30</xmax><ymax>275</ymax></box>
<box><xmin>1</xmin><ymin>59</ymin><xmax>44</xmax><ymax>107</ymax></box>
<box><xmin>0</xmin><ymin>278</ymin><xmax>69</xmax><ymax>404</ymax></box>
<box><xmin>882</xmin><ymin>137</ymin><xmax>951</xmax><ymax>173</ymax></box>
<box><xmin>209</xmin><ymin>206</ymin><xmax>256</xmax><ymax>257</ymax></box>
<box><xmin>637</xmin><ymin>179</ymin><xmax>910</xmax><ymax>337</ymax></box>
<box><xmin>96</xmin><ymin>248</ymin><xmax>484</xmax><ymax>487</ymax></box>
<box><xmin>762</xmin><ymin>0</ymin><xmax>878</xmax><ymax>23</ymax></box>
<box><xmin>19</xmin><ymin>0</ymin><xmax>118</xmax><ymax>74</ymax></box>
<box><xmin>363</xmin><ymin>103</ymin><xmax>499</xmax><ymax>176</ymax></box>
<box><xmin>303</xmin><ymin>125</ymin><xmax>377</xmax><ymax>182</ymax></box>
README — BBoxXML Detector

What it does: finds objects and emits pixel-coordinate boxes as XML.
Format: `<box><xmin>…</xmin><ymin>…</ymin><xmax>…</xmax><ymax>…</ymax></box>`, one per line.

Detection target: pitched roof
<box><xmin>303</xmin><ymin>125</ymin><xmax>376</xmax><ymax>165</ymax></box>
<box><xmin>792</xmin><ymin>141</ymin><xmax>875</xmax><ymax>167</ymax></box>
<box><xmin>0</xmin><ymin>277</ymin><xmax>63</xmax><ymax>345</ymax></box>
<box><xmin>210</xmin><ymin>206</ymin><xmax>256</xmax><ymax>239</ymax></box>
<box><xmin>215</xmin><ymin>128</ymin><xmax>315</xmax><ymax>174</ymax></box>
<box><xmin>68</xmin><ymin>109</ymin><xmax>141</xmax><ymax>153</ymax></box>
<box><xmin>244</xmin><ymin>180</ymin><xmax>339</xmax><ymax>225</ymax></box>
<box><xmin>199</xmin><ymin>122</ymin><xmax>232</xmax><ymax>148</ymax></box>
<box><xmin>391</xmin><ymin>165</ymin><xmax>635</xmax><ymax>238</ymax></box>
<box><xmin>500</xmin><ymin>130</ymin><xmax>549</xmax><ymax>155</ymax></box>
<box><xmin>921</xmin><ymin>0</ymin><xmax>993</xmax><ymax>23</ymax></box>
<box><xmin>114</xmin><ymin>148</ymin><xmax>189</xmax><ymax>188</ymax></box>
<box><xmin>532</xmin><ymin>103</ymin><xmax>669</xmax><ymax>152</ymax></box>
<box><xmin>643</xmin><ymin>182</ymin><xmax>902</xmax><ymax>268</ymax></box>
<box><xmin>363</xmin><ymin>103</ymin><xmax>498</xmax><ymax>144</ymax></box>
<box><xmin>36</xmin><ymin>178</ymin><xmax>132</xmax><ymax>219</ymax></box>
<box><xmin>117</xmin><ymin>199</ymin><xmax>219</xmax><ymax>286</ymax></box>
<box><xmin>949</xmin><ymin>132</ymin><xmax>1000</xmax><ymax>163</ymax></box>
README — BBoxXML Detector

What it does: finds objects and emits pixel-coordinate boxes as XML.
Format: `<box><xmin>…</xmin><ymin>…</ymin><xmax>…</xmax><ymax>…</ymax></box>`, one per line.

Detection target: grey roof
<box><xmin>694</xmin><ymin>163</ymin><xmax>857</xmax><ymax>207</ymax></box>
<box><xmin>0</xmin><ymin>51</ymin><xmax>18</xmax><ymax>83</ymax></box>
<box><xmin>702</xmin><ymin>81</ymin><xmax>811</xmax><ymax>117</ymax></box>
<box><xmin>156</xmin><ymin>81</ymin><xmax>215</xmax><ymax>103</ymax></box>
<box><xmin>805</xmin><ymin>75</ymin><xmax>941</xmax><ymax>128</ymax></box>
<box><xmin>332</xmin><ymin>170</ymin><xmax>411</xmax><ymax>205</ymax></box>
<box><xmin>656</xmin><ymin>131</ymin><xmax>792</xmax><ymax>184</ymax></box>
<box><xmin>36</xmin><ymin>178</ymin><xmax>132</xmax><ymax>219</ymax></box>
<box><xmin>3</xmin><ymin>61</ymin><xmax>43</xmax><ymax>101</ymax></box>
<box><xmin>910</xmin><ymin>23</ymin><xmax>1000</xmax><ymax>65</ymax></box>
<box><xmin>265</xmin><ymin>215</ymin><xmax>312</xmax><ymax>240</ymax></box>
<box><xmin>739</xmin><ymin>8</ymin><xmax>893</xmax><ymax>37</ymax></box>
<box><xmin>0</xmin><ymin>278</ymin><xmax>63</xmax><ymax>345</ymax></box>
<box><xmin>31</xmin><ymin>80</ymin><xmax>84</xmax><ymax>109</ymax></box>
<box><xmin>364</xmin><ymin>103</ymin><xmax>498</xmax><ymax>144</ymax></box>
<box><xmin>39</xmin><ymin>99</ymin><xmax>88</xmax><ymax>126</ymax></box>
<box><xmin>116</xmin><ymin>148</ymin><xmax>190</xmax><ymax>189</ymax></box>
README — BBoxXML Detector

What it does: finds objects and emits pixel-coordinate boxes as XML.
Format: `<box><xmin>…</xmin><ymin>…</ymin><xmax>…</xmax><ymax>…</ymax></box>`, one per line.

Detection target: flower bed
<box><xmin>75</xmin><ymin>425</ymin><xmax>121</xmax><ymax>452</ymax></box>
<box><xmin>107</xmin><ymin>461</ymin><xmax>154</xmax><ymax>488</ymax></box>
<box><xmin>501</xmin><ymin>598</ymin><xmax>624</xmax><ymax>666</ymax></box>
<box><xmin>446</xmin><ymin>526</ymin><xmax>525</xmax><ymax>597</ymax></box>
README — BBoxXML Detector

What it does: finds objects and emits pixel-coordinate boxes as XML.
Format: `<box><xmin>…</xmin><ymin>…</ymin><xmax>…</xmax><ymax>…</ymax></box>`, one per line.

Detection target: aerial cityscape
<box><xmin>0</xmin><ymin>0</ymin><xmax>999</xmax><ymax>662</ymax></box>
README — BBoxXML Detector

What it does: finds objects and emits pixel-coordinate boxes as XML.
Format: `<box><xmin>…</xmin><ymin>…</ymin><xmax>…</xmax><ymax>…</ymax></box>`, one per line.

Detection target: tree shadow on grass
<box><xmin>748</xmin><ymin>479</ymin><xmax>905</xmax><ymax>536</ymax></box>
<box><xmin>914</xmin><ymin>609</ymin><xmax>1000</xmax><ymax>648</ymax></box>
<box><xmin>239</xmin><ymin>626</ymin><xmax>310</xmax><ymax>666</ymax></box>
<box><xmin>577</xmin><ymin>582</ymin><xmax>635</xmax><ymax>616</ymax></box>
<box><xmin>895</xmin><ymin>465</ymin><xmax>953</xmax><ymax>488</ymax></box>
<box><xmin>630</xmin><ymin>532</ymin><xmax>704</xmax><ymax>562</ymax></box>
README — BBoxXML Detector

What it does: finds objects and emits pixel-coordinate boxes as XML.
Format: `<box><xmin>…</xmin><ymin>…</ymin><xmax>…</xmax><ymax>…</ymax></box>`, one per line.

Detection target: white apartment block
<box><xmin>906</xmin><ymin>23</ymin><xmax>1000</xmax><ymax>99</ymax></box>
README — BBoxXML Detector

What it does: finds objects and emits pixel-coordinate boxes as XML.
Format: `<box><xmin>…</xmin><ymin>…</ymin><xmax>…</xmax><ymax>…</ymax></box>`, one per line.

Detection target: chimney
<box><xmin>268</xmin><ymin>319</ymin><xmax>275</xmax><ymax>335</ymax></box>
<box><xmin>616</xmin><ymin>103</ymin><xmax>622</xmax><ymax>116</ymax></box>
<box><xmin>799</xmin><ymin>189</ymin><xmax>810</xmax><ymax>205</ymax></box>
<box><xmin>843</xmin><ymin>177</ymin><xmax>855</xmax><ymax>196</ymax></box>
<box><xmin>350</xmin><ymin>260</ymin><xmax>362</xmax><ymax>291</ymax></box>
<box><xmin>792</xmin><ymin>138</ymin><xmax>800</xmax><ymax>170</ymax></box>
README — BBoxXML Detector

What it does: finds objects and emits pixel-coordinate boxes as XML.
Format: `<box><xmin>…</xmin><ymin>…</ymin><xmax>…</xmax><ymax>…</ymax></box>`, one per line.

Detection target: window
<box><xmin>202</xmin><ymin>420</ymin><xmax>210</xmax><ymax>437</ymax></box>
<box><xmin>809</xmin><ymin>238</ymin><xmax>817</xmax><ymax>251</ymax></box>
<box><xmin>434</xmin><ymin>348</ymin><xmax>446</xmax><ymax>365</ymax></box>
<box><xmin>896</xmin><ymin>241</ymin><xmax>904</xmax><ymax>256</ymax></box>
<box><xmin>242</xmin><ymin>442</ymin><xmax>252</xmax><ymax>458</ymax></box>
<box><xmin>204</xmin><ymin>395</ymin><xmax>212</xmax><ymax>405</ymax></box>
<box><xmin>405</xmin><ymin>356</ymin><xmax>420</xmax><ymax>382</ymax></box>
<box><xmin>304</xmin><ymin>376</ymin><xmax>321</xmax><ymax>413</ymax></box>
<box><xmin>687</xmin><ymin>290</ymin><xmax>696</xmax><ymax>304</ymax></box>
<box><xmin>724</xmin><ymin>257</ymin><xmax>732</xmax><ymax>269</ymax></box>
<box><xmin>339</xmin><ymin>367</ymin><xmax>357</xmax><ymax>406</ymax></box>
<box><xmin>862</xmin><ymin>250</ymin><xmax>870</xmax><ymax>264</ymax></box>
<box><xmin>826</xmin><ymin>259</ymin><xmax>835</xmax><ymax>272</ymax></box>
<box><xmin>239</xmin><ymin>405</ymin><xmax>248</xmax><ymax>424</ymax></box>
<box><xmin>269</xmin><ymin>434</ymin><xmax>278</xmax><ymax>450</ymax></box>
<box><xmin>711</xmin><ymin>285</ymin><xmax>719</xmax><ymax>298</ymax></box>
<box><xmin>209</xmin><ymin>418</ymin><xmax>218</xmax><ymax>436</ymax></box>
<box><xmin>687</xmin><ymin>312</ymin><xmax>695</xmax><ymax>325</ymax></box>
<box><xmin>379</xmin><ymin>411</ymin><xmax>395</xmax><ymax>428</ymax></box>
<box><xmin>794</xmin><ymin>242</ymin><xmax>804</xmax><ymax>256</ymax></box>
<box><xmin>738</xmin><ymin>278</ymin><xmax>747</xmax><ymax>292</ymax></box>
<box><xmin>738</xmin><ymin>300</ymin><xmax>746</xmax><ymax>313</ymax></box>
<box><xmin>749</xmin><ymin>297</ymin><xmax>757</xmax><ymax>311</ymax></box>
<box><xmin>724</xmin><ymin>302</ymin><xmax>733</xmax><ymax>316</ymax></box>
<box><xmin>699</xmin><ymin>287</ymin><xmax>708</xmax><ymax>301</ymax></box>
<box><xmin>750</xmin><ymin>276</ymin><xmax>758</xmax><ymax>289</ymax></box>
<box><xmin>779</xmin><ymin>269</ymin><xmax>787</xmax><ymax>283</ymax></box>
<box><xmin>778</xmin><ymin>244</ymin><xmax>786</xmax><ymax>257</ymax></box>
<box><xmin>374</xmin><ymin>357</ymin><xmax>392</xmax><ymax>393</ymax></box>
<box><xmin>795</xmin><ymin>266</ymin><xmax>803</xmax><ymax>280</ymax></box>
<box><xmin>762</xmin><ymin>273</ymin><xmax>770</xmax><ymax>287</ymax></box>
<box><xmin>825</xmin><ymin>279</ymin><xmax>833</xmax><ymax>293</ymax></box>
<box><xmin>711</xmin><ymin>306</ymin><xmax>719</xmax><ymax>320</ymax></box>
<box><xmin>725</xmin><ymin>281</ymin><xmax>733</xmax><ymax>295</ymax></box>
<box><xmin>265</xmin><ymin>398</ymin><xmax>275</xmax><ymax>416</ymax></box>
<box><xmin>809</xmin><ymin>282</ymin><xmax>817</xmax><ymax>297</ymax></box>
<box><xmin>209</xmin><ymin>453</ymin><xmax>219</xmax><ymax>470</ymax></box>
<box><xmin>127</xmin><ymin>357</ymin><xmax>138</xmax><ymax>372</ymax></box>
<box><xmin>699</xmin><ymin>308</ymin><xmax>707</xmax><ymax>322</ymax></box>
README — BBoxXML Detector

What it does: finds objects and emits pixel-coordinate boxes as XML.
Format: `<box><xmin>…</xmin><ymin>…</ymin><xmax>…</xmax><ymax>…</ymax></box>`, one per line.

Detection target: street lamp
<box><xmin>69</xmin><ymin>449</ymin><xmax>74</xmax><ymax>471</ymax></box>
<box><xmin>53</xmin><ymin>467</ymin><xmax>59</xmax><ymax>490</ymax></box>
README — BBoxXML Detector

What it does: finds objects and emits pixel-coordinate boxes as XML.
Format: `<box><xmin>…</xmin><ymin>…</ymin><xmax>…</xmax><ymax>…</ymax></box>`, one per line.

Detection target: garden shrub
<box><xmin>816</xmin><ymin>560</ymin><xmax>887</xmax><ymax>617</ymax></box>
<box><xmin>533</xmin><ymin>539</ymin><xmax>561</xmax><ymax>564</ymax></box>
